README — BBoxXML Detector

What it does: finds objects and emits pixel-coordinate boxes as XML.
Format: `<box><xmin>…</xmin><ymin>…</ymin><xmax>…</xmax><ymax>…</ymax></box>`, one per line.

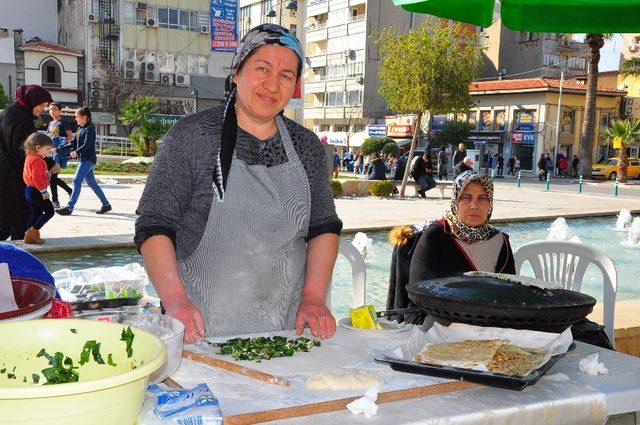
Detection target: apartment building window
<box><xmin>262</xmin><ymin>0</ymin><xmax>275</xmax><ymax>24</ymax></box>
<box><xmin>519</xmin><ymin>32</ymin><xmax>538</xmax><ymax>42</ymax></box>
<box><xmin>141</xmin><ymin>4</ymin><xmax>201</xmax><ymax>31</ymax></box>
<box><xmin>562</xmin><ymin>109</ymin><xmax>575</xmax><ymax>133</ymax></box>
<box><xmin>347</xmin><ymin>90</ymin><xmax>362</xmax><ymax>105</ymax></box>
<box><xmin>145</xmin><ymin>50</ymin><xmax>208</xmax><ymax>76</ymax></box>
<box><xmin>327</xmin><ymin>64</ymin><xmax>346</xmax><ymax>79</ymax></box>
<box><xmin>347</xmin><ymin>61</ymin><xmax>363</xmax><ymax>77</ymax></box>
<box><xmin>326</xmin><ymin>91</ymin><xmax>345</xmax><ymax>106</ymax></box>
<box><xmin>543</xmin><ymin>53</ymin><xmax>560</xmax><ymax>66</ymax></box>
<box><xmin>42</xmin><ymin>60</ymin><xmax>61</xmax><ymax>87</ymax></box>
<box><xmin>334</xmin><ymin>124</ymin><xmax>349</xmax><ymax>132</ymax></box>
<box><xmin>320</xmin><ymin>124</ymin><xmax>331</xmax><ymax>131</ymax></box>
<box><xmin>328</xmin><ymin>9</ymin><xmax>348</xmax><ymax>26</ymax></box>
<box><xmin>239</xmin><ymin>6</ymin><xmax>251</xmax><ymax>39</ymax></box>
<box><xmin>567</xmin><ymin>57</ymin><xmax>586</xmax><ymax>70</ymax></box>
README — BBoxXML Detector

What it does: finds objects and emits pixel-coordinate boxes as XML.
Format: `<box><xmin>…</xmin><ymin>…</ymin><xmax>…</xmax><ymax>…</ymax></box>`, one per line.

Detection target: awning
<box><xmin>392</xmin><ymin>0</ymin><xmax>640</xmax><ymax>33</ymax></box>
<box><xmin>347</xmin><ymin>131</ymin><xmax>368</xmax><ymax>148</ymax></box>
<box><xmin>393</xmin><ymin>138</ymin><xmax>413</xmax><ymax>147</ymax></box>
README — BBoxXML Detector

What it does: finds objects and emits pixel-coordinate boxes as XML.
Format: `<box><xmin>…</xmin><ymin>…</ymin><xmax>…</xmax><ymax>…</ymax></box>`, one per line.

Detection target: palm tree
<box><xmin>578</xmin><ymin>34</ymin><xmax>612</xmax><ymax>179</ymax></box>
<box><xmin>601</xmin><ymin>119</ymin><xmax>640</xmax><ymax>183</ymax></box>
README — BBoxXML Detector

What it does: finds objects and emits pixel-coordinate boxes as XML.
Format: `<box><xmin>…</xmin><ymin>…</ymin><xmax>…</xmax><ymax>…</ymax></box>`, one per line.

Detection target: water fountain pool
<box><xmin>35</xmin><ymin>216</ymin><xmax>639</xmax><ymax>319</ymax></box>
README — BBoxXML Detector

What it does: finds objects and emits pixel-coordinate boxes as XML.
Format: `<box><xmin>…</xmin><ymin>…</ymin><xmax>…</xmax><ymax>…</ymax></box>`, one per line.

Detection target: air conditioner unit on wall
<box><xmin>88</xmin><ymin>13</ymin><xmax>97</xmax><ymax>23</ymax></box>
<box><xmin>160</xmin><ymin>73</ymin><xmax>175</xmax><ymax>85</ymax></box>
<box><xmin>136</xmin><ymin>2</ymin><xmax>147</xmax><ymax>9</ymax></box>
<box><xmin>146</xmin><ymin>17</ymin><xmax>158</xmax><ymax>27</ymax></box>
<box><xmin>175</xmin><ymin>73</ymin><xmax>190</xmax><ymax>86</ymax></box>
<box><xmin>200</xmin><ymin>25</ymin><xmax>210</xmax><ymax>34</ymax></box>
<box><xmin>124</xmin><ymin>60</ymin><xmax>139</xmax><ymax>80</ymax></box>
<box><xmin>145</xmin><ymin>70</ymin><xmax>159</xmax><ymax>82</ymax></box>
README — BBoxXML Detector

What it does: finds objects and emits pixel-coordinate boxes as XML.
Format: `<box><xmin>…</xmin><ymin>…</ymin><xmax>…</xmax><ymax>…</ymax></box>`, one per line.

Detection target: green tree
<box><xmin>578</xmin><ymin>34</ymin><xmax>612</xmax><ymax>179</ymax></box>
<box><xmin>361</xmin><ymin>137</ymin><xmax>387</xmax><ymax>155</ymax></box>
<box><xmin>432</xmin><ymin>120</ymin><xmax>473</xmax><ymax>148</ymax></box>
<box><xmin>381</xmin><ymin>139</ymin><xmax>399</xmax><ymax>156</ymax></box>
<box><xmin>377</xmin><ymin>21</ymin><xmax>483</xmax><ymax>197</ymax></box>
<box><xmin>0</xmin><ymin>82</ymin><xmax>10</xmax><ymax>109</ymax></box>
<box><xmin>621</xmin><ymin>57</ymin><xmax>640</xmax><ymax>78</ymax></box>
<box><xmin>118</xmin><ymin>96</ymin><xmax>170</xmax><ymax>156</ymax></box>
<box><xmin>601</xmin><ymin>119</ymin><xmax>640</xmax><ymax>183</ymax></box>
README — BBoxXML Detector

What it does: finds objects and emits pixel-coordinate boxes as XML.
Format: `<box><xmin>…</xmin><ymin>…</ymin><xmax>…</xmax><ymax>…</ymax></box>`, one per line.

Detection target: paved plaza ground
<box><xmin>14</xmin><ymin>173</ymin><xmax>640</xmax><ymax>254</ymax></box>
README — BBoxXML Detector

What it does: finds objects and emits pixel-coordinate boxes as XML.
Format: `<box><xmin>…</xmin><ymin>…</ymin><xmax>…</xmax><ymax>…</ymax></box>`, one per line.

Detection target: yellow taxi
<box><xmin>591</xmin><ymin>158</ymin><xmax>640</xmax><ymax>180</ymax></box>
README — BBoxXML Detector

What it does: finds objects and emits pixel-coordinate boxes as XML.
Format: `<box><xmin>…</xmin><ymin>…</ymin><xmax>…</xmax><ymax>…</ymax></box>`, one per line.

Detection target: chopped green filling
<box><xmin>70</xmin><ymin>328</ymin><xmax>78</xmax><ymax>334</ymax></box>
<box><xmin>37</xmin><ymin>348</ymin><xmax>79</xmax><ymax>385</ymax></box>
<box><xmin>217</xmin><ymin>336</ymin><xmax>322</xmax><ymax>361</ymax></box>
<box><xmin>7</xmin><ymin>374</ymin><xmax>15</xmax><ymax>379</ymax></box>
<box><xmin>107</xmin><ymin>353</ymin><xmax>117</xmax><ymax>367</ymax></box>
<box><xmin>120</xmin><ymin>327</ymin><xmax>134</xmax><ymax>358</ymax></box>
<box><xmin>79</xmin><ymin>341</ymin><xmax>105</xmax><ymax>365</ymax></box>
<box><xmin>0</xmin><ymin>368</ymin><xmax>5</xmax><ymax>374</ymax></box>
<box><xmin>32</xmin><ymin>374</ymin><xmax>40</xmax><ymax>384</ymax></box>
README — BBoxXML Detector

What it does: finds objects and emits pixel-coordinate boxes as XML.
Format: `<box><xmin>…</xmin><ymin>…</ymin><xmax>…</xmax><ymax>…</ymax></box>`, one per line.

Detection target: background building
<box><xmin>481</xmin><ymin>21</ymin><xmax>589</xmax><ymax>80</ymax></box>
<box><xmin>302</xmin><ymin>0</ymin><xmax>430</xmax><ymax>142</ymax></box>
<box><xmin>464</xmin><ymin>78</ymin><xmax>626</xmax><ymax>172</ymax></box>
<box><xmin>238</xmin><ymin>0</ymin><xmax>303</xmax><ymax>122</ymax></box>
<box><xmin>57</xmin><ymin>0</ymin><xmax>231</xmax><ymax>135</ymax></box>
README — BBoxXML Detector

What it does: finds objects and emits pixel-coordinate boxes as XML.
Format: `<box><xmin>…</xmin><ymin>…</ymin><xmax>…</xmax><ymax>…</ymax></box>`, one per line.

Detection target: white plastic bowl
<box><xmin>76</xmin><ymin>312</ymin><xmax>184</xmax><ymax>383</ymax></box>
<box><xmin>0</xmin><ymin>301</ymin><xmax>51</xmax><ymax>323</ymax></box>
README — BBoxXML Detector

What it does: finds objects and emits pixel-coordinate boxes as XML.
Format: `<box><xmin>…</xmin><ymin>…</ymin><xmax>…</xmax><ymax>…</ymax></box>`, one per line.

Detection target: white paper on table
<box><xmin>388</xmin><ymin>322</ymin><xmax>574</xmax><ymax>374</ymax></box>
<box><xmin>0</xmin><ymin>263</ymin><xmax>18</xmax><ymax>313</ymax></box>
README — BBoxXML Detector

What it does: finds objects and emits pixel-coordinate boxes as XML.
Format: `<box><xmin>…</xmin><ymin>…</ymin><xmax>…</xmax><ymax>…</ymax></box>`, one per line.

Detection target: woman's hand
<box><xmin>70</xmin><ymin>151</ymin><xmax>77</xmax><ymax>159</ymax></box>
<box><xmin>164</xmin><ymin>297</ymin><xmax>206</xmax><ymax>344</ymax></box>
<box><xmin>295</xmin><ymin>297</ymin><xmax>336</xmax><ymax>340</ymax></box>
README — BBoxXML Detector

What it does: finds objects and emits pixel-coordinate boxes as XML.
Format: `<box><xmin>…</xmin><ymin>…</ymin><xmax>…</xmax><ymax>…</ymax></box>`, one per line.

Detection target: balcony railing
<box><xmin>307</xmin><ymin>21</ymin><xmax>328</xmax><ymax>31</ymax></box>
<box><xmin>348</xmin><ymin>14</ymin><xmax>365</xmax><ymax>23</ymax></box>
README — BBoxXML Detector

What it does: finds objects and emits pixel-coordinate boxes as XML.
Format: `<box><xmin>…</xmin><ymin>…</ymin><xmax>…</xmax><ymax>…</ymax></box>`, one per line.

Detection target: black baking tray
<box><xmin>70</xmin><ymin>296</ymin><xmax>141</xmax><ymax>311</ymax></box>
<box><xmin>374</xmin><ymin>343</ymin><xmax>575</xmax><ymax>391</ymax></box>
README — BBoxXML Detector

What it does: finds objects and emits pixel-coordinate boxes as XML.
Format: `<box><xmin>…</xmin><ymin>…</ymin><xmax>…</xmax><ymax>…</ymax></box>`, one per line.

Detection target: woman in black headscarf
<box><xmin>0</xmin><ymin>85</ymin><xmax>53</xmax><ymax>240</ymax></box>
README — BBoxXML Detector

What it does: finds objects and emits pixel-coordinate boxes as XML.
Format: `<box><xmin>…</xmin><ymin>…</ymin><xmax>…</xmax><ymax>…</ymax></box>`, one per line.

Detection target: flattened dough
<box><xmin>306</xmin><ymin>369</ymin><xmax>384</xmax><ymax>391</ymax></box>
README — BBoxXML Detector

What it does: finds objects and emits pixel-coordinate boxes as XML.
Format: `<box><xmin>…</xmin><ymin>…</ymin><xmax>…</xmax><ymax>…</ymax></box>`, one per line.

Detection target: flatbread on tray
<box><xmin>414</xmin><ymin>339</ymin><xmax>509</xmax><ymax>369</ymax></box>
<box><xmin>487</xmin><ymin>344</ymin><xmax>547</xmax><ymax>377</ymax></box>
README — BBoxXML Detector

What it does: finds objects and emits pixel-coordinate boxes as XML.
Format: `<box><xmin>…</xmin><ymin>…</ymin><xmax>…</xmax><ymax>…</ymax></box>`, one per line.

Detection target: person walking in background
<box><xmin>46</xmin><ymin>102</ymin><xmax>74</xmax><ymax>209</ymax></box>
<box><xmin>332</xmin><ymin>148</ymin><xmax>340</xmax><ymax>179</ymax></box>
<box><xmin>507</xmin><ymin>155</ymin><xmax>516</xmax><ymax>176</ymax></box>
<box><xmin>538</xmin><ymin>153</ymin><xmax>549</xmax><ymax>181</ymax></box>
<box><xmin>558</xmin><ymin>155</ymin><xmax>569</xmax><ymax>178</ymax></box>
<box><xmin>496</xmin><ymin>154</ymin><xmax>504</xmax><ymax>177</ymax></box>
<box><xmin>353</xmin><ymin>150</ymin><xmax>364</xmax><ymax>175</ymax></box>
<box><xmin>22</xmin><ymin>133</ymin><xmax>55</xmax><ymax>244</ymax></box>
<box><xmin>514</xmin><ymin>157</ymin><xmax>521</xmax><ymax>175</ymax></box>
<box><xmin>437</xmin><ymin>146</ymin><xmax>448</xmax><ymax>181</ymax></box>
<box><xmin>0</xmin><ymin>84</ymin><xmax>53</xmax><ymax>241</ymax></box>
<box><xmin>56</xmin><ymin>107</ymin><xmax>112</xmax><ymax>216</ymax></box>
<box><xmin>453</xmin><ymin>143</ymin><xmax>466</xmax><ymax>167</ymax></box>
<box><xmin>572</xmin><ymin>155</ymin><xmax>580</xmax><ymax>178</ymax></box>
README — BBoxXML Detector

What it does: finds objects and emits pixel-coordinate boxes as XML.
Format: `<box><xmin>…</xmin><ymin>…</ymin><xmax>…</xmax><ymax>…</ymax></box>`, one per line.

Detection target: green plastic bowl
<box><xmin>0</xmin><ymin>319</ymin><xmax>166</xmax><ymax>424</ymax></box>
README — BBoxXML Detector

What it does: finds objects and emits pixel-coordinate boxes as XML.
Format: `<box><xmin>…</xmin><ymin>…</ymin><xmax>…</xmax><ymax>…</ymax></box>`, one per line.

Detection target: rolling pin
<box><xmin>182</xmin><ymin>350</ymin><xmax>292</xmax><ymax>387</ymax></box>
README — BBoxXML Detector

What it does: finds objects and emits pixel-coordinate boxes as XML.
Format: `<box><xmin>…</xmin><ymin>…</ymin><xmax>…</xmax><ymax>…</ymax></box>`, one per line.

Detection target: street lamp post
<box><xmin>553</xmin><ymin>68</ymin><xmax>565</xmax><ymax>177</ymax></box>
<box><xmin>191</xmin><ymin>88</ymin><xmax>199</xmax><ymax>113</ymax></box>
<box><xmin>265</xmin><ymin>1</ymin><xmax>298</xmax><ymax>26</ymax></box>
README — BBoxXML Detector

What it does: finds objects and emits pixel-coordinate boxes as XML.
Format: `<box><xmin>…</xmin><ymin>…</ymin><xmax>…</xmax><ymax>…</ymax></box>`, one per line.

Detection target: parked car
<box><xmin>591</xmin><ymin>158</ymin><xmax>640</xmax><ymax>180</ymax></box>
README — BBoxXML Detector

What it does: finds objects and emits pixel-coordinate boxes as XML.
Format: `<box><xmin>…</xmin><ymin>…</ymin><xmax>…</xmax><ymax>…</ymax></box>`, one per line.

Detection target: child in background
<box><xmin>22</xmin><ymin>133</ymin><xmax>55</xmax><ymax>244</ymax></box>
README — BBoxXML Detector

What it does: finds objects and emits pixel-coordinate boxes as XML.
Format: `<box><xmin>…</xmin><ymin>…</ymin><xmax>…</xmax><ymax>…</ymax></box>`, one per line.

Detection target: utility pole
<box><xmin>553</xmin><ymin>68</ymin><xmax>565</xmax><ymax>176</ymax></box>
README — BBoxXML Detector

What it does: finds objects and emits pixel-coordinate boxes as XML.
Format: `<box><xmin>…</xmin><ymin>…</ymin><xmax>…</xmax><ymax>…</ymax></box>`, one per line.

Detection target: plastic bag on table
<box><xmin>52</xmin><ymin>263</ymin><xmax>148</xmax><ymax>303</ymax></box>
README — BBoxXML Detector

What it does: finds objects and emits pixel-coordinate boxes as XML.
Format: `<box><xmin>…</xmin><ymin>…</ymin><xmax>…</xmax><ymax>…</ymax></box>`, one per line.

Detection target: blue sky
<box><xmin>587</xmin><ymin>34</ymin><xmax>623</xmax><ymax>72</ymax></box>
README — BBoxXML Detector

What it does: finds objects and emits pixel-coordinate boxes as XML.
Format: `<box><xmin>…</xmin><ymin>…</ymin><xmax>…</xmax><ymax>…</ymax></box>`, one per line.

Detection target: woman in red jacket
<box><xmin>22</xmin><ymin>133</ymin><xmax>55</xmax><ymax>244</ymax></box>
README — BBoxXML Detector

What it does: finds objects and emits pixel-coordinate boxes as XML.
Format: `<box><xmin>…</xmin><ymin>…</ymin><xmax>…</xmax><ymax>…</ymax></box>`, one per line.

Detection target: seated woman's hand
<box><xmin>295</xmin><ymin>297</ymin><xmax>336</xmax><ymax>340</ymax></box>
<box><xmin>70</xmin><ymin>151</ymin><xmax>77</xmax><ymax>159</ymax></box>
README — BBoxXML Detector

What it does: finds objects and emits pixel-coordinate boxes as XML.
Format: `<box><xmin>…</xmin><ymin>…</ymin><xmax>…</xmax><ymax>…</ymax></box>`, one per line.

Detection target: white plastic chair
<box><xmin>326</xmin><ymin>240</ymin><xmax>367</xmax><ymax>310</ymax></box>
<box><xmin>514</xmin><ymin>240</ymin><xmax>617</xmax><ymax>346</ymax></box>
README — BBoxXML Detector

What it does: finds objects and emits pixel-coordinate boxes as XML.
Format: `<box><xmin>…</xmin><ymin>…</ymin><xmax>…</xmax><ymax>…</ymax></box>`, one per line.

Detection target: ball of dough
<box><xmin>305</xmin><ymin>369</ymin><xmax>384</xmax><ymax>391</ymax></box>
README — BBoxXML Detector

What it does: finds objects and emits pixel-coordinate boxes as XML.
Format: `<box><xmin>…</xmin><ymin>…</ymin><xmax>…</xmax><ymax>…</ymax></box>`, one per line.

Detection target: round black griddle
<box><xmin>407</xmin><ymin>276</ymin><xmax>596</xmax><ymax>333</ymax></box>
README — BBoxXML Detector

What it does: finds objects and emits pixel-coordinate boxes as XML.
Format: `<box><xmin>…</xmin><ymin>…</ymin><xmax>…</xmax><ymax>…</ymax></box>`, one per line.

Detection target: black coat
<box><xmin>0</xmin><ymin>102</ymin><xmax>36</xmax><ymax>229</ymax></box>
<box><xmin>390</xmin><ymin>157</ymin><xmax>406</xmax><ymax>180</ymax></box>
<box><xmin>453</xmin><ymin>162</ymin><xmax>473</xmax><ymax>179</ymax></box>
<box><xmin>387</xmin><ymin>220</ymin><xmax>515</xmax><ymax>324</ymax></box>
<box><xmin>367</xmin><ymin>158</ymin><xmax>387</xmax><ymax>180</ymax></box>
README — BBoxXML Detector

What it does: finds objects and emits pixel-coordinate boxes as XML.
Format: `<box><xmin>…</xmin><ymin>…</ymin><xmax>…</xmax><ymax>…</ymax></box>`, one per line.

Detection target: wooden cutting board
<box><xmin>223</xmin><ymin>380</ymin><xmax>479</xmax><ymax>424</ymax></box>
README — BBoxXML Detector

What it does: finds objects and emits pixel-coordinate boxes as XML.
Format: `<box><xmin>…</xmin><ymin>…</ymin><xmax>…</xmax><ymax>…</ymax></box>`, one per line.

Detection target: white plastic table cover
<box><xmin>139</xmin><ymin>326</ymin><xmax>640</xmax><ymax>425</ymax></box>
